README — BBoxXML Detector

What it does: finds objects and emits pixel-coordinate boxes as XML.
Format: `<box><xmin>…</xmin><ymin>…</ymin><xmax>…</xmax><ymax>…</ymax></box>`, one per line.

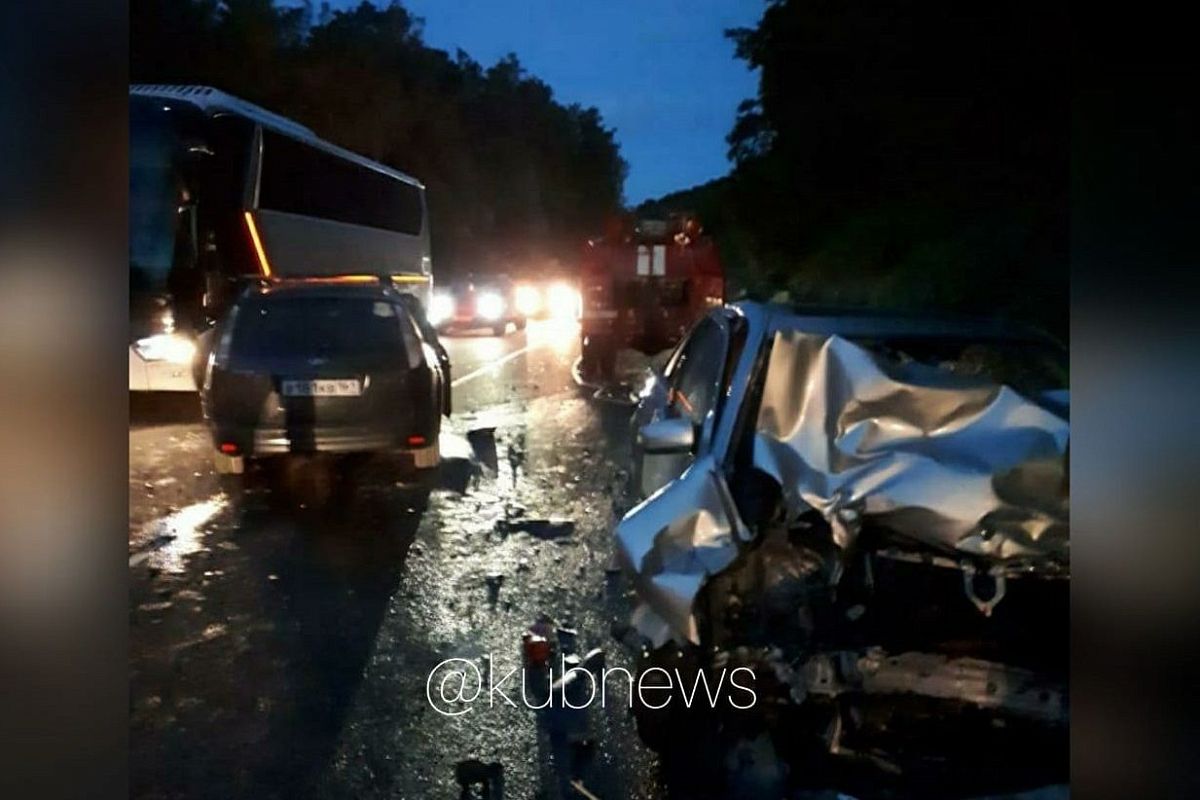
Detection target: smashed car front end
<box><xmin>615</xmin><ymin>308</ymin><xmax>1069</xmax><ymax>792</ymax></box>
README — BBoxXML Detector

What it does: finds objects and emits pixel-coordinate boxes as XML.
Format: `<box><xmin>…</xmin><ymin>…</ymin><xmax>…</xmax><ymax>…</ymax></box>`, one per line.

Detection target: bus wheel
<box><xmin>586</xmin><ymin>336</ymin><xmax>616</xmax><ymax>381</ymax></box>
<box><xmin>580</xmin><ymin>334</ymin><xmax>605</xmax><ymax>382</ymax></box>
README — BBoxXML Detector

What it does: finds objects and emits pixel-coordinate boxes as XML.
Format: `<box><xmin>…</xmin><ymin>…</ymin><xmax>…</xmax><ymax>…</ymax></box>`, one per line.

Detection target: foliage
<box><xmin>131</xmin><ymin>0</ymin><xmax>627</xmax><ymax>275</ymax></box>
<box><xmin>643</xmin><ymin>0</ymin><xmax>1068</xmax><ymax>336</ymax></box>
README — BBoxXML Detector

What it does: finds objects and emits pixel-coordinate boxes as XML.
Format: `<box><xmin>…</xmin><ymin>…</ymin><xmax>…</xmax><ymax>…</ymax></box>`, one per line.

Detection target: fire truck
<box><xmin>578</xmin><ymin>215</ymin><xmax>725</xmax><ymax>381</ymax></box>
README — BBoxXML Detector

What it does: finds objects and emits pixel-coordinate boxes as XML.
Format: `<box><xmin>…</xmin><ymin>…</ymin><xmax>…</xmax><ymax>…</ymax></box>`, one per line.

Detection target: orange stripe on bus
<box><xmin>243</xmin><ymin>212</ymin><xmax>272</xmax><ymax>277</ymax></box>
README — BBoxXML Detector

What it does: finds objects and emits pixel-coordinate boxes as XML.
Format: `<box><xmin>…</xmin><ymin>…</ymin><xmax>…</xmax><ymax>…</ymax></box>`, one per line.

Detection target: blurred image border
<box><xmin>1</xmin><ymin>2</ymin><xmax>1198</xmax><ymax>798</ymax></box>
<box><xmin>1</xmin><ymin>3</ymin><xmax>128</xmax><ymax>799</ymax></box>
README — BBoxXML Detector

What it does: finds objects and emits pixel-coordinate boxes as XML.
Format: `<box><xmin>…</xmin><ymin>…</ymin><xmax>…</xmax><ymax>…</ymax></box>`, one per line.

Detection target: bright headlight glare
<box><xmin>547</xmin><ymin>283</ymin><xmax>581</xmax><ymax>319</ymax></box>
<box><xmin>135</xmin><ymin>333</ymin><xmax>196</xmax><ymax>364</ymax></box>
<box><xmin>428</xmin><ymin>292</ymin><xmax>454</xmax><ymax>325</ymax></box>
<box><xmin>476</xmin><ymin>291</ymin><xmax>505</xmax><ymax>321</ymax></box>
<box><xmin>514</xmin><ymin>284</ymin><xmax>542</xmax><ymax>317</ymax></box>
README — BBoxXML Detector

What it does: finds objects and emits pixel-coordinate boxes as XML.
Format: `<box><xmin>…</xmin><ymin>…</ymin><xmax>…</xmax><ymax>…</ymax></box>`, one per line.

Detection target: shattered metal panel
<box><xmin>614</xmin><ymin>454</ymin><xmax>747</xmax><ymax>645</ymax></box>
<box><xmin>753</xmin><ymin>331</ymin><xmax>1069</xmax><ymax>561</ymax></box>
<box><xmin>618</xmin><ymin>329</ymin><xmax>1069</xmax><ymax>645</ymax></box>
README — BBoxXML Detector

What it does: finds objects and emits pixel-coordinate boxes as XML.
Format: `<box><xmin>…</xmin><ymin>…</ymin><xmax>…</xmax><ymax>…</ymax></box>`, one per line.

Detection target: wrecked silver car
<box><xmin>616</xmin><ymin>302</ymin><xmax>1068</xmax><ymax>795</ymax></box>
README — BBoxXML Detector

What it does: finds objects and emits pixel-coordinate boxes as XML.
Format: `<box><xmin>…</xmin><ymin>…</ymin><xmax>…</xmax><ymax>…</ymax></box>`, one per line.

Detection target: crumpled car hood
<box><xmin>754</xmin><ymin>331</ymin><xmax>1069</xmax><ymax>560</ymax></box>
<box><xmin>617</xmin><ymin>331</ymin><xmax>1069</xmax><ymax>646</ymax></box>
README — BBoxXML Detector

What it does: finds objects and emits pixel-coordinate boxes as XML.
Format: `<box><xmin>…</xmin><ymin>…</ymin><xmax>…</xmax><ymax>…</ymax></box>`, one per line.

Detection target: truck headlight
<box><xmin>428</xmin><ymin>292</ymin><xmax>454</xmax><ymax>326</ymax></box>
<box><xmin>547</xmin><ymin>282</ymin><xmax>581</xmax><ymax>320</ymax></box>
<box><xmin>514</xmin><ymin>284</ymin><xmax>542</xmax><ymax>317</ymax></box>
<box><xmin>134</xmin><ymin>333</ymin><xmax>196</xmax><ymax>364</ymax></box>
<box><xmin>476</xmin><ymin>291</ymin><xmax>505</xmax><ymax>321</ymax></box>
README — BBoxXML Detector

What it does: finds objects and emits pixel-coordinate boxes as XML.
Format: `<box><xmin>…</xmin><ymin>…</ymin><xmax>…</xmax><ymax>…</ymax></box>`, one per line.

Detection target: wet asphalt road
<box><xmin>129</xmin><ymin>319</ymin><xmax>666</xmax><ymax>800</ymax></box>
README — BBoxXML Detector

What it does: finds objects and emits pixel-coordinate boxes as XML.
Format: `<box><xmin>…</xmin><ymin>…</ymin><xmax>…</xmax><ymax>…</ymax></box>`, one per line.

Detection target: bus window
<box><xmin>130</xmin><ymin>105</ymin><xmax>185</xmax><ymax>293</ymax></box>
<box><xmin>258</xmin><ymin>131</ymin><xmax>423</xmax><ymax>236</ymax></box>
<box><xmin>197</xmin><ymin>113</ymin><xmax>256</xmax><ymax>281</ymax></box>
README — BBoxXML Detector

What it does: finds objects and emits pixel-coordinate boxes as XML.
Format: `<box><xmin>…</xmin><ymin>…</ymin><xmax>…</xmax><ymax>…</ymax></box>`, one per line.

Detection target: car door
<box><xmin>633</xmin><ymin>312</ymin><xmax>734</xmax><ymax>498</ymax></box>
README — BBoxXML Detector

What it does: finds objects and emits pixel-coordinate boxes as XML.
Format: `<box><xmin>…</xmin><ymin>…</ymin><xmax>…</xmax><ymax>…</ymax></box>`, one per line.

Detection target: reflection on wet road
<box><xmin>129</xmin><ymin>496</ymin><xmax>227</xmax><ymax>573</ymax></box>
<box><xmin>129</xmin><ymin>320</ymin><xmax>660</xmax><ymax>799</ymax></box>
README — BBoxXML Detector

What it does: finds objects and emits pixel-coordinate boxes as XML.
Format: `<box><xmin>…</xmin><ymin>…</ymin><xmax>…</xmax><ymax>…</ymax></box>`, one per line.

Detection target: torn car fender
<box><xmin>615</xmin><ymin>454</ymin><xmax>749</xmax><ymax>646</ymax></box>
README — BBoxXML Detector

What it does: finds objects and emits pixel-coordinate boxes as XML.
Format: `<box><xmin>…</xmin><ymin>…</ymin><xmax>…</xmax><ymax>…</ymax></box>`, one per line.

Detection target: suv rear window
<box><xmin>231</xmin><ymin>295</ymin><xmax>415</xmax><ymax>360</ymax></box>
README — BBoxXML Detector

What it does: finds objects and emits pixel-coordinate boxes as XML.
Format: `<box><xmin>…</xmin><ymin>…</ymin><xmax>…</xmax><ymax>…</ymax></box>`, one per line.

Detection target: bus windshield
<box><xmin>130</xmin><ymin>101</ymin><xmax>185</xmax><ymax>292</ymax></box>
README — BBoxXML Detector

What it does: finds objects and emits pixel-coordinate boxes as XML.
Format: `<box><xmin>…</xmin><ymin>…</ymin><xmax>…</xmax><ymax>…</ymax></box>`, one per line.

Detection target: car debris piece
<box><xmin>506</xmin><ymin>518</ymin><xmax>576</xmax><ymax>539</ymax></box>
<box><xmin>466</xmin><ymin>427</ymin><xmax>499</xmax><ymax>472</ymax></box>
<box><xmin>570</xmin><ymin>778</ymin><xmax>601</xmax><ymax>800</ymax></box>
<box><xmin>453</xmin><ymin>759</ymin><xmax>503</xmax><ymax>800</ymax></box>
<box><xmin>484</xmin><ymin>572</ymin><xmax>505</xmax><ymax>605</ymax></box>
<box><xmin>550</xmin><ymin>649</ymin><xmax>605</xmax><ymax>705</ymax></box>
<box><xmin>556</xmin><ymin>625</ymin><xmax>579</xmax><ymax>650</ymax></box>
<box><xmin>522</xmin><ymin>617</ymin><xmax>556</xmax><ymax>668</ymax></box>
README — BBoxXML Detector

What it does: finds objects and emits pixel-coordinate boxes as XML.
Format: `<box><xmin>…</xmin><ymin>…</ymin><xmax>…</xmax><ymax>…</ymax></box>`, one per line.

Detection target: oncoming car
<box><xmin>511</xmin><ymin>279</ymin><xmax>582</xmax><ymax>321</ymax></box>
<box><xmin>200</xmin><ymin>280</ymin><xmax>448</xmax><ymax>478</ymax></box>
<box><xmin>428</xmin><ymin>275</ymin><xmax>527</xmax><ymax>336</ymax></box>
<box><xmin>618</xmin><ymin>301</ymin><xmax>1069</xmax><ymax>795</ymax></box>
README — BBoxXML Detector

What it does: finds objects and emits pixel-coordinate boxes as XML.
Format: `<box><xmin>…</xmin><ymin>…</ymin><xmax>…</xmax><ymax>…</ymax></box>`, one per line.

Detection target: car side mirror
<box><xmin>639</xmin><ymin>416</ymin><xmax>694</xmax><ymax>455</ymax></box>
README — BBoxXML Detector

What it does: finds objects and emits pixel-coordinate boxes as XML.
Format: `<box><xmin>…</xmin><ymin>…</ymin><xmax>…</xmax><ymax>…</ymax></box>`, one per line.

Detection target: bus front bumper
<box><xmin>129</xmin><ymin>346</ymin><xmax>196</xmax><ymax>392</ymax></box>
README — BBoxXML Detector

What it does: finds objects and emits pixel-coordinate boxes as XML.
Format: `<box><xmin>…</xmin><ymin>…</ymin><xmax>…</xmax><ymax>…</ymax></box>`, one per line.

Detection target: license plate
<box><xmin>281</xmin><ymin>379</ymin><xmax>361</xmax><ymax>397</ymax></box>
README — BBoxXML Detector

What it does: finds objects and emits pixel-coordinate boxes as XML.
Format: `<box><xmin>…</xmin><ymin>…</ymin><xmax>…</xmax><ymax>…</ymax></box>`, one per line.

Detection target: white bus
<box><xmin>130</xmin><ymin>85</ymin><xmax>433</xmax><ymax>391</ymax></box>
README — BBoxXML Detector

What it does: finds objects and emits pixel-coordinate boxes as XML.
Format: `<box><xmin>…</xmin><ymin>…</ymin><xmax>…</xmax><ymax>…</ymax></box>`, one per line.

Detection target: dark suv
<box><xmin>201</xmin><ymin>280</ymin><xmax>449</xmax><ymax>475</ymax></box>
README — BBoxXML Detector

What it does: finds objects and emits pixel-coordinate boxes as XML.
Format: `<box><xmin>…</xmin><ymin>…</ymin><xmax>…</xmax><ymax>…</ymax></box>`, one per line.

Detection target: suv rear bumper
<box><xmin>213</xmin><ymin>425</ymin><xmax>435</xmax><ymax>457</ymax></box>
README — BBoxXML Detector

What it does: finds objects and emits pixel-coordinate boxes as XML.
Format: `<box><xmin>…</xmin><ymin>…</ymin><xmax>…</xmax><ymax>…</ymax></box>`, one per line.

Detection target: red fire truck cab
<box><xmin>578</xmin><ymin>215</ymin><xmax>725</xmax><ymax>381</ymax></box>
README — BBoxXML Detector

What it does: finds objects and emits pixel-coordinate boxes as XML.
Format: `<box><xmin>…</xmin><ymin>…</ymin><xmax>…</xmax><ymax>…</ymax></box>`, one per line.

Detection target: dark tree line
<box><xmin>131</xmin><ymin>0</ymin><xmax>628</xmax><ymax>275</ymax></box>
<box><xmin>642</xmin><ymin>0</ymin><xmax>1068</xmax><ymax>336</ymax></box>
